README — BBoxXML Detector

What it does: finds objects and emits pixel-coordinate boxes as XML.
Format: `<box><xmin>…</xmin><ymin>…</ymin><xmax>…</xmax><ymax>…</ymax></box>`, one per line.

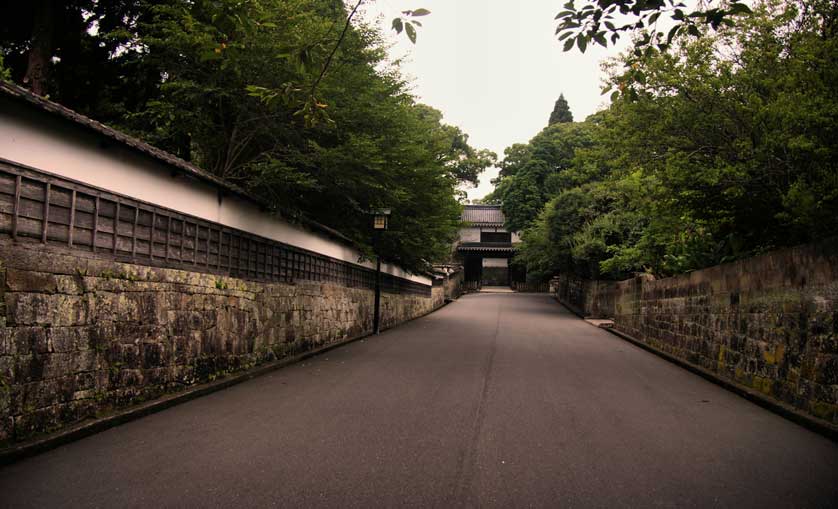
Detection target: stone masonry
<box><xmin>554</xmin><ymin>239</ymin><xmax>838</xmax><ymax>426</ymax></box>
<box><xmin>0</xmin><ymin>241</ymin><xmax>443</xmax><ymax>445</ymax></box>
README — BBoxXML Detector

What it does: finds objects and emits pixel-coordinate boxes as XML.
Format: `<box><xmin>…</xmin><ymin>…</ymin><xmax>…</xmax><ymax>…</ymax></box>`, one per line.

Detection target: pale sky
<box><xmin>361</xmin><ymin>0</ymin><xmax>628</xmax><ymax>201</ymax></box>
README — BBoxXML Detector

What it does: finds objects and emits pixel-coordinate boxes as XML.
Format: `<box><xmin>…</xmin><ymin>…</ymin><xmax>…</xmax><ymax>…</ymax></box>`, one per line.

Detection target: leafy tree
<box><xmin>555</xmin><ymin>0</ymin><xmax>753</xmax><ymax>54</ymax></box>
<box><xmin>548</xmin><ymin>93</ymin><xmax>573</xmax><ymax>125</ymax></box>
<box><xmin>412</xmin><ymin>105</ymin><xmax>497</xmax><ymax>187</ymax></box>
<box><xmin>0</xmin><ymin>0</ymin><xmax>147</xmax><ymax>114</ymax></box>
<box><xmin>605</xmin><ymin>0</ymin><xmax>838</xmax><ymax>269</ymax></box>
<box><xmin>491</xmin><ymin>120</ymin><xmax>598</xmax><ymax>231</ymax></box>
<box><xmin>512</xmin><ymin>0</ymin><xmax>838</xmax><ymax>280</ymax></box>
<box><xmin>0</xmin><ymin>0</ymin><xmax>487</xmax><ymax>273</ymax></box>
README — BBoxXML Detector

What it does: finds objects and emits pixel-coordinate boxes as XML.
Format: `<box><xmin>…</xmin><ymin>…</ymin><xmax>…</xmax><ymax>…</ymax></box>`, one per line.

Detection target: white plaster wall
<box><xmin>0</xmin><ymin>100</ymin><xmax>428</xmax><ymax>285</ymax></box>
<box><xmin>482</xmin><ymin>257</ymin><xmax>508</xmax><ymax>268</ymax></box>
<box><xmin>458</xmin><ymin>226</ymin><xmax>520</xmax><ymax>243</ymax></box>
<box><xmin>458</xmin><ymin>227</ymin><xmax>480</xmax><ymax>242</ymax></box>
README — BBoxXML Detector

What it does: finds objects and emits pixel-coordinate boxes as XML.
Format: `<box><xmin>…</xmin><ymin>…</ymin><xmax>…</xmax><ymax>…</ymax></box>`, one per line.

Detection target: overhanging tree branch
<box><xmin>310</xmin><ymin>0</ymin><xmax>363</xmax><ymax>98</ymax></box>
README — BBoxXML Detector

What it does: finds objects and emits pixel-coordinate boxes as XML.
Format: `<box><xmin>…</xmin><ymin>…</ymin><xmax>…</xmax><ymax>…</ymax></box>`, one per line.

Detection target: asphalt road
<box><xmin>2</xmin><ymin>293</ymin><xmax>837</xmax><ymax>508</ymax></box>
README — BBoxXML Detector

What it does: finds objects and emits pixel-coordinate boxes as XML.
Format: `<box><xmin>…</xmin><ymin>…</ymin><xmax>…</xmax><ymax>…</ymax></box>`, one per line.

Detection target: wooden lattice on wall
<box><xmin>0</xmin><ymin>160</ymin><xmax>430</xmax><ymax>296</ymax></box>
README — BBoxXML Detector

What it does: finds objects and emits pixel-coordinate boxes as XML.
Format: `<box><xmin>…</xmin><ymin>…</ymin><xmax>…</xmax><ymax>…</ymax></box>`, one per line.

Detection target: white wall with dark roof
<box><xmin>458</xmin><ymin>204</ymin><xmax>520</xmax><ymax>244</ymax></box>
<box><xmin>0</xmin><ymin>98</ymin><xmax>429</xmax><ymax>285</ymax></box>
<box><xmin>458</xmin><ymin>227</ymin><xmax>481</xmax><ymax>242</ymax></box>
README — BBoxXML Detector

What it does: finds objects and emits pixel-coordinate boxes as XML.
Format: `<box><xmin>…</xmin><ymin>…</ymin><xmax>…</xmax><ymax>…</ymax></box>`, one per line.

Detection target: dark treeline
<box><xmin>0</xmin><ymin>0</ymin><xmax>496</xmax><ymax>272</ymax></box>
<box><xmin>488</xmin><ymin>0</ymin><xmax>837</xmax><ymax>281</ymax></box>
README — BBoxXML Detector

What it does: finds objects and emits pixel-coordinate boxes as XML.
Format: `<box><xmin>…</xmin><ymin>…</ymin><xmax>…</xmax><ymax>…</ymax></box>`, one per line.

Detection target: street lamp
<box><xmin>371</xmin><ymin>209</ymin><xmax>390</xmax><ymax>334</ymax></box>
<box><xmin>373</xmin><ymin>210</ymin><xmax>390</xmax><ymax>231</ymax></box>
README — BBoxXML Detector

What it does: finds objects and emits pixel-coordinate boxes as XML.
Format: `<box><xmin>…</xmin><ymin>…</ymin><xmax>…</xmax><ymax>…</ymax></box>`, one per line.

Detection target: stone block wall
<box><xmin>444</xmin><ymin>269</ymin><xmax>463</xmax><ymax>301</ymax></box>
<box><xmin>0</xmin><ymin>241</ymin><xmax>441</xmax><ymax>445</ymax></box>
<box><xmin>554</xmin><ymin>240</ymin><xmax>838</xmax><ymax>426</ymax></box>
<box><xmin>554</xmin><ymin>275</ymin><xmax>621</xmax><ymax>317</ymax></box>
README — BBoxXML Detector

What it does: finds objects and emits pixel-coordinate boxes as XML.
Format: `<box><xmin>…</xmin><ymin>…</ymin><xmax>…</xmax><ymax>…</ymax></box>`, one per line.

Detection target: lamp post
<box><xmin>371</xmin><ymin>209</ymin><xmax>390</xmax><ymax>334</ymax></box>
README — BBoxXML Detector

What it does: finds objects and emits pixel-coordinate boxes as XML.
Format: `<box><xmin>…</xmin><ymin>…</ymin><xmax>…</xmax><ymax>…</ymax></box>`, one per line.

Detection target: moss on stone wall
<box><xmin>555</xmin><ymin>240</ymin><xmax>838</xmax><ymax>426</ymax></box>
<box><xmin>0</xmin><ymin>242</ymin><xmax>441</xmax><ymax>445</ymax></box>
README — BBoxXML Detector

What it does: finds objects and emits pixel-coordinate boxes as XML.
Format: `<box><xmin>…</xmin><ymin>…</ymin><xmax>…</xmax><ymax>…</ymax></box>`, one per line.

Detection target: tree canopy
<box><xmin>0</xmin><ymin>0</ymin><xmax>495</xmax><ymax>273</ymax></box>
<box><xmin>548</xmin><ymin>93</ymin><xmax>574</xmax><ymax>125</ymax></box>
<box><xmin>555</xmin><ymin>0</ymin><xmax>754</xmax><ymax>54</ymax></box>
<box><xmin>505</xmin><ymin>0</ymin><xmax>838</xmax><ymax>281</ymax></box>
<box><xmin>486</xmin><ymin>118</ymin><xmax>598</xmax><ymax>232</ymax></box>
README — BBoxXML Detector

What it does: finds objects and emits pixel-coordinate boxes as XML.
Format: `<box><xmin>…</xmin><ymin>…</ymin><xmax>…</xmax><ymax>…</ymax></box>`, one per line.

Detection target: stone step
<box><xmin>584</xmin><ymin>318</ymin><xmax>615</xmax><ymax>328</ymax></box>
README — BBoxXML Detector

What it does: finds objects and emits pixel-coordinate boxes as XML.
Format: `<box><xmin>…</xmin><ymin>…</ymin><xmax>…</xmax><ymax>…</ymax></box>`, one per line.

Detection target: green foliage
<box><xmin>514</xmin><ymin>0</ymin><xmax>838</xmax><ymax>281</ymax></box>
<box><xmin>491</xmin><ymin>120</ymin><xmax>599</xmax><ymax>231</ymax></box>
<box><xmin>555</xmin><ymin>0</ymin><xmax>753</xmax><ymax>54</ymax></box>
<box><xmin>548</xmin><ymin>93</ymin><xmax>573</xmax><ymax>125</ymax></box>
<box><xmin>556</xmin><ymin>0</ymin><xmax>755</xmax><ymax>101</ymax></box>
<box><xmin>391</xmin><ymin>8</ymin><xmax>430</xmax><ymax>44</ymax></box>
<box><xmin>0</xmin><ymin>53</ymin><xmax>10</xmax><ymax>82</ymax></box>
<box><xmin>0</xmin><ymin>1</ymin><xmax>483</xmax><ymax>273</ymax></box>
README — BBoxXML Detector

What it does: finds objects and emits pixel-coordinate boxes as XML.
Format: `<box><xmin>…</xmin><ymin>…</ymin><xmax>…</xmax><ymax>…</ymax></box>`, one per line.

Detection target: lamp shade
<box><xmin>372</xmin><ymin>208</ymin><xmax>391</xmax><ymax>230</ymax></box>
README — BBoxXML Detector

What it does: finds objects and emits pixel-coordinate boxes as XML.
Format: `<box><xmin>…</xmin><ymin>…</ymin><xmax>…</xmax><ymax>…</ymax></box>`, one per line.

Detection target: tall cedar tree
<box><xmin>548</xmin><ymin>94</ymin><xmax>573</xmax><ymax>124</ymax></box>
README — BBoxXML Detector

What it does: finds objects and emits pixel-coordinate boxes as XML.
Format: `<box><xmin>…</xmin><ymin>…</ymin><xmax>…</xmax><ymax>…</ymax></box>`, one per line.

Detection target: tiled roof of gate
<box><xmin>457</xmin><ymin>245</ymin><xmax>516</xmax><ymax>253</ymax></box>
<box><xmin>457</xmin><ymin>241</ymin><xmax>516</xmax><ymax>253</ymax></box>
<box><xmin>461</xmin><ymin>205</ymin><xmax>505</xmax><ymax>225</ymax></box>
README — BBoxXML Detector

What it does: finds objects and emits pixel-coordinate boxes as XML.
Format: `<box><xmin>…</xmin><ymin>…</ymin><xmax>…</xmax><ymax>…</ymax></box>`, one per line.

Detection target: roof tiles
<box><xmin>0</xmin><ymin>81</ymin><xmax>361</xmax><ymax>247</ymax></box>
<box><xmin>462</xmin><ymin>205</ymin><xmax>505</xmax><ymax>225</ymax></box>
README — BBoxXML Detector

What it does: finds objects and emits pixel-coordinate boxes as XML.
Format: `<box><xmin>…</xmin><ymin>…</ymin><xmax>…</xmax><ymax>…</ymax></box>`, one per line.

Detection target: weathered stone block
<box><xmin>39</xmin><ymin>352</ymin><xmax>97</xmax><ymax>380</ymax></box>
<box><xmin>55</xmin><ymin>275</ymin><xmax>83</xmax><ymax>295</ymax></box>
<box><xmin>72</xmin><ymin>389</ymin><xmax>96</xmax><ymax>401</ymax></box>
<box><xmin>14</xmin><ymin>405</ymin><xmax>61</xmax><ymax>440</ymax></box>
<box><xmin>5</xmin><ymin>269</ymin><xmax>57</xmax><ymax>293</ymax></box>
<box><xmin>47</xmin><ymin>327</ymin><xmax>89</xmax><ymax>353</ymax></box>
<box><xmin>0</xmin><ymin>328</ymin><xmax>12</xmax><ymax>356</ymax></box>
<box><xmin>140</xmin><ymin>342</ymin><xmax>166</xmax><ymax>369</ymax></box>
<box><xmin>7</xmin><ymin>293</ymin><xmax>89</xmax><ymax>326</ymax></box>
<box><xmin>12</xmin><ymin>377</ymin><xmax>72</xmax><ymax>413</ymax></box>
<box><xmin>12</xmin><ymin>327</ymin><xmax>48</xmax><ymax>355</ymax></box>
<box><xmin>144</xmin><ymin>368</ymin><xmax>170</xmax><ymax>386</ymax></box>
<box><xmin>0</xmin><ymin>372</ymin><xmax>10</xmax><ymax>413</ymax></box>
<box><xmin>558</xmin><ymin>240</ymin><xmax>838</xmax><ymax>426</ymax></box>
<box><xmin>75</xmin><ymin>371</ymin><xmax>96</xmax><ymax>391</ymax></box>
<box><xmin>73</xmin><ymin>350</ymin><xmax>98</xmax><ymax>373</ymax></box>
<box><xmin>809</xmin><ymin>400</ymin><xmax>837</xmax><ymax>423</ymax></box>
<box><xmin>0</xmin><ymin>239</ymin><xmax>441</xmax><ymax>444</ymax></box>
<box><xmin>0</xmin><ymin>417</ymin><xmax>12</xmax><ymax>445</ymax></box>
<box><xmin>88</xmin><ymin>323</ymin><xmax>116</xmax><ymax>354</ymax></box>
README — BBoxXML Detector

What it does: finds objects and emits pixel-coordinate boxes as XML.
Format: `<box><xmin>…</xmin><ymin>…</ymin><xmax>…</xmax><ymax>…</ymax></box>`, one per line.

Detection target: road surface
<box><xmin>2</xmin><ymin>293</ymin><xmax>837</xmax><ymax>508</ymax></box>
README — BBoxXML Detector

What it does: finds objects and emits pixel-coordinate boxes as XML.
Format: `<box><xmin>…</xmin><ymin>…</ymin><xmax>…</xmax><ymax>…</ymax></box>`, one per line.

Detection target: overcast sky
<box><xmin>361</xmin><ymin>0</ymin><xmax>628</xmax><ymax>201</ymax></box>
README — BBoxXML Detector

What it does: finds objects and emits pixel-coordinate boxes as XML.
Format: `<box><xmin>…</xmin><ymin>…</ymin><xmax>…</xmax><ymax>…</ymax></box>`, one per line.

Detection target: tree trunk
<box><xmin>23</xmin><ymin>0</ymin><xmax>55</xmax><ymax>96</ymax></box>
